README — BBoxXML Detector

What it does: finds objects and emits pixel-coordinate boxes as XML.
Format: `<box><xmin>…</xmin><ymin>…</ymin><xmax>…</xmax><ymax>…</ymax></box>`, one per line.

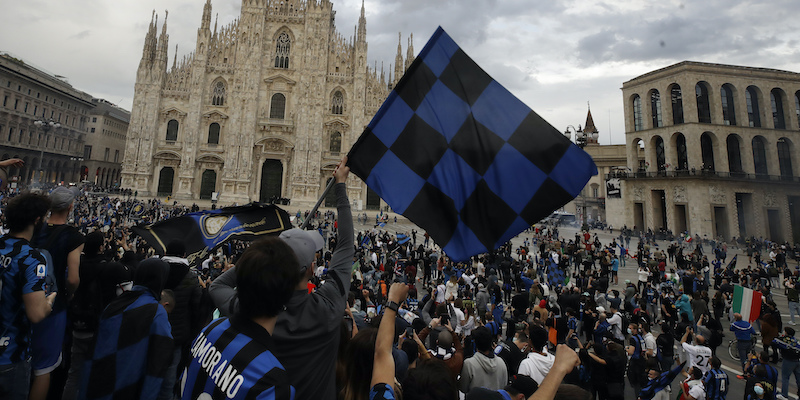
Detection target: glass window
<box><xmin>208</xmin><ymin>123</ymin><xmax>220</xmax><ymax>144</ymax></box>
<box><xmin>650</xmin><ymin>90</ymin><xmax>662</xmax><ymax>128</ymax></box>
<box><xmin>166</xmin><ymin>119</ymin><xmax>179</xmax><ymax>141</ymax></box>
<box><xmin>655</xmin><ymin>136</ymin><xmax>665</xmax><ymax>171</ymax></box>
<box><xmin>771</xmin><ymin>89</ymin><xmax>786</xmax><ymax>129</ymax></box>
<box><xmin>753</xmin><ymin>136</ymin><xmax>768</xmax><ymax>175</ymax></box>
<box><xmin>778</xmin><ymin>138</ymin><xmax>793</xmax><ymax>177</ymax></box>
<box><xmin>795</xmin><ymin>91</ymin><xmax>800</xmax><ymax>129</ymax></box>
<box><xmin>696</xmin><ymin>83</ymin><xmax>711</xmax><ymax>123</ymax></box>
<box><xmin>330</xmin><ymin>131</ymin><xmax>342</xmax><ymax>153</ymax></box>
<box><xmin>212</xmin><ymin>81</ymin><xmax>226</xmax><ymax>106</ymax></box>
<box><xmin>632</xmin><ymin>95</ymin><xmax>642</xmax><ymax>131</ymax></box>
<box><xmin>331</xmin><ymin>91</ymin><xmax>344</xmax><ymax>115</ymax></box>
<box><xmin>701</xmin><ymin>133</ymin><xmax>715</xmax><ymax>171</ymax></box>
<box><xmin>275</xmin><ymin>33</ymin><xmax>291</xmax><ymax>69</ymax></box>
<box><xmin>721</xmin><ymin>84</ymin><xmax>736</xmax><ymax>125</ymax></box>
<box><xmin>726</xmin><ymin>135</ymin><xmax>743</xmax><ymax>173</ymax></box>
<box><xmin>746</xmin><ymin>86</ymin><xmax>761</xmax><ymax>127</ymax></box>
<box><xmin>270</xmin><ymin>93</ymin><xmax>286</xmax><ymax>119</ymax></box>
<box><xmin>676</xmin><ymin>134</ymin><xmax>688</xmax><ymax>170</ymax></box>
<box><xmin>671</xmin><ymin>85</ymin><xmax>684</xmax><ymax>124</ymax></box>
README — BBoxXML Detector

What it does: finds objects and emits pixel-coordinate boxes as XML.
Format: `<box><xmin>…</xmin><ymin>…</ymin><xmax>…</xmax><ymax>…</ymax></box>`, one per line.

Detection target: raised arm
<box><xmin>316</xmin><ymin>157</ymin><xmax>354</xmax><ymax>313</ymax></box>
<box><xmin>372</xmin><ymin>283</ymin><xmax>409</xmax><ymax>388</ymax></box>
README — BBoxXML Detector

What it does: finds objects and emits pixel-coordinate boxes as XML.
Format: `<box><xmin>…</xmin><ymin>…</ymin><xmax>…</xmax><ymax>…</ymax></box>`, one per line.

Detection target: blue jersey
<box><xmin>702</xmin><ymin>368</ymin><xmax>728</xmax><ymax>400</ymax></box>
<box><xmin>0</xmin><ymin>236</ymin><xmax>47</xmax><ymax>365</ymax></box>
<box><xmin>181</xmin><ymin>316</ymin><xmax>295</xmax><ymax>400</ymax></box>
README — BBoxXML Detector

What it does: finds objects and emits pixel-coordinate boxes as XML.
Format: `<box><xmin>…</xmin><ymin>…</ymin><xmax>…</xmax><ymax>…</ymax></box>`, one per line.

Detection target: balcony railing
<box><xmin>606</xmin><ymin>170</ymin><xmax>800</xmax><ymax>183</ymax></box>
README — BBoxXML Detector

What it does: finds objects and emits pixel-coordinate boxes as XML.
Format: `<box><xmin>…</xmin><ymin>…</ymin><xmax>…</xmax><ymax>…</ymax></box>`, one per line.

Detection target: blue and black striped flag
<box><xmin>347</xmin><ymin>27</ymin><xmax>597</xmax><ymax>261</ymax></box>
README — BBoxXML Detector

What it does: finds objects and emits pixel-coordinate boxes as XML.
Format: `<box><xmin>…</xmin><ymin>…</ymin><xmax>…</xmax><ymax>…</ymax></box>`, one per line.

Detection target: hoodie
<box><xmin>518</xmin><ymin>350</ymin><xmax>555</xmax><ymax>385</ymax></box>
<box><xmin>459</xmin><ymin>351</ymin><xmax>508</xmax><ymax>393</ymax></box>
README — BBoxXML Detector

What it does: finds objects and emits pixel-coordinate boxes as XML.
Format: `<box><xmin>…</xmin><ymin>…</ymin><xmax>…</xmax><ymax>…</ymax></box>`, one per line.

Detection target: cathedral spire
<box><xmin>394</xmin><ymin>32</ymin><xmax>404</xmax><ymax>84</ymax></box>
<box><xmin>173</xmin><ymin>44</ymin><xmax>178</xmax><ymax>69</ymax></box>
<box><xmin>356</xmin><ymin>0</ymin><xmax>367</xmax><ymax>43</ymax></box>
<box><xmin>201</xmin><ymin>0</ymin><xmax>212</xmax><ymax>31</ymax></box>
<box><xmin>405</xmin><ymin>34</ymin><xmax>414</xmax><ymax>69</ymax></box>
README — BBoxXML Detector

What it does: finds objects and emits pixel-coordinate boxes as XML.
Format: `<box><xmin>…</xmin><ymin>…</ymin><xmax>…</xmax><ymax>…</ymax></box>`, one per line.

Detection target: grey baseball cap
<box><xmin>49</xmin><ymin>186</ymin><xmax>80</xmax><ymax>210</ymax></box>
<box><xmin>279</xmin><ymin>228</ymin><xmax>324</xmax><ymax>271</ymax></box>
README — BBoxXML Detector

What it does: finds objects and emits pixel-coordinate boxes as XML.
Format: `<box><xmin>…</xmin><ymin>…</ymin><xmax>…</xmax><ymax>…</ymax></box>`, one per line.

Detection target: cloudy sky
<box><xmin>2</xmin><ymin>0</ymin><xmax>799</xmax><ymax>145</ymax></box>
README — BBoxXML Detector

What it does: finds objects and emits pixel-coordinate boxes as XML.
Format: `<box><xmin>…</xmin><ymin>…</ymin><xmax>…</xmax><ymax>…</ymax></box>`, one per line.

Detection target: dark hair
<box><xmin>5</xmin><ymin>192</ymin><xmax>50</xmax><ymax>233</ymax></box>
<box><xmin>529</xmin><ymin>325</ymin><xmax>548</xmax><ymax>350</ymax></box>
<box><xmin>786</xmin><ymin>327</ymin><xmax>796</xmax><ymax>337</ymax></box>
<box><xmin>339</xmin><ymin>328</ymin><xmax>378</xmax><ymax>400</ymax></box>
<box><xmin>402</xmin><ymin>359</ymin><xmax>458</xmax><ymax>400</ymax></box>
<box><xmin>236</xmin><ymin>237</ymin><xmax>301</xmax><ymax>319</ymax></box>
<box><xmin>84</xmin><ymin>231</ymin><xmax>104</xmax><ymax>256</ymax></box>
<box><xmin>555</xmin><ymin>384</ymin><xmax>592</xmax><ymax>400</ymax></box>
<box><xmin>691</xmin><ymin>367</ymin><xmax>703</xmax><ymax>379</ymax></box>
<box><xmin>710</xmin><ymin>356</ymin><xmax>721</xmax><ymax>369</ymax></box>
<box><xmin>473</xmin><ymin>326</ymin><xmax>494</xmax><ymax>352</ymax></box>
<box><xmin>401</xmin><ymin>339</ymin><xmax>419</xmax><ymax>365</ymax></box>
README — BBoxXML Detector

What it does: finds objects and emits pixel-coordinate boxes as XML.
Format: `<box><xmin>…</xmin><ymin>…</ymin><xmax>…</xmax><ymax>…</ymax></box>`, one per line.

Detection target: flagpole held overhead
<box><xmin>300</xmin><ymin>178</ymin><xmax>336</xmax><ymax>230</ymax></box>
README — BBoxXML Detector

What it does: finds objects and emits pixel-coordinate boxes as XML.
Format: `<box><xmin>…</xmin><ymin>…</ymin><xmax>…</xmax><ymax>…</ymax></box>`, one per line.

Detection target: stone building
<box><xmin>606</xmin><ymin>61</ymin><xmax>800</xmax><ymax>243</ymax></box>
<box><xmin>83</xmin><ymin>98</ymin><xmax>130</xmax><ymax>187</ymax></box>
<box><xmin>0</xmin><ymin>52</ymin><xmax>92</xmax><ymax>185</ymax></box>
<box><xmin>563</xmin><ymin>108</ymin><xmax>629</xmax><ymax>224</ymax></box>
<box><xmin>121</xmin><ymin>0</ymin><xmax>410</xmax><ymax>208</ymax></box>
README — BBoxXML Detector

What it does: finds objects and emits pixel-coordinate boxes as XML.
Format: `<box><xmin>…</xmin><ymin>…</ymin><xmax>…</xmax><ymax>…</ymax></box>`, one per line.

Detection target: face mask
<box><xmin>754</xmin><ymin>386</ymin><xmax>764</xmax><ymax>396</ymax></box>
<box><xmin>627</xmin><ymin>328</ymin><xmax>633</xmax><ymax>335</ymax></box>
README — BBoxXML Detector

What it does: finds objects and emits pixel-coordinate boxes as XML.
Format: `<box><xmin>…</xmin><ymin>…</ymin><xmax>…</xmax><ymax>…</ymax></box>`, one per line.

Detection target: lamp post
<box><xmin>32</xmin><ymin>118</ymin><xmax>60</xmax><ymax>188</ymax></box>
<box><xmin>565</xmin><ymin>124</ymin><xmax>599</xmax><ymax>227</ymax></box>
<box><xmin>69</xmin><ymin>156</ymin><xmax>83</xmax><ymax>183</ymax></box>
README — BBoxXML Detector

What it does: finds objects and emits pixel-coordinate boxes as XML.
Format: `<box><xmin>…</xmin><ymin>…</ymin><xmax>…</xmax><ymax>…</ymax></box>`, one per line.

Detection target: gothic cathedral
<box><xmin>121</xmin><ymin>0</ymin><xmax>414</xmax><ymax>209</ymax></box>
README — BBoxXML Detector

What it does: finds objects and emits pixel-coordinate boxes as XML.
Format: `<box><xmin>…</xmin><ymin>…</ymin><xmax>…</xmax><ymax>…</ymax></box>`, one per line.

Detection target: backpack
<box><xmin>616</xmin><ymin>312</ymin><xmax>630</xmax><ymax>338</ymax></box>
<box><xmin>32</xmin><ymin>225</ymin><xmax>69</xmax><ymax>298</ymax></box>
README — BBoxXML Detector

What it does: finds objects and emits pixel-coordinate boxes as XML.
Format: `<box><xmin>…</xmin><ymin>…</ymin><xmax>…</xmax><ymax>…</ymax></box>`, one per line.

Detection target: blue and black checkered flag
<box><xmin>347</xmin><ymin>27</ymin><xmax>597</xmax><ymax>261</ymax></box>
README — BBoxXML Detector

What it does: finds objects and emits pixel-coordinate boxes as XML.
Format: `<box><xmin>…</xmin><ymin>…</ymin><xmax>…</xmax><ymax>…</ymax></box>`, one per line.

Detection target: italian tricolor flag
<box><xmin>733</xmin><ymin>285</ymin><xmax>762</xmax><ymax>322</ymax></box>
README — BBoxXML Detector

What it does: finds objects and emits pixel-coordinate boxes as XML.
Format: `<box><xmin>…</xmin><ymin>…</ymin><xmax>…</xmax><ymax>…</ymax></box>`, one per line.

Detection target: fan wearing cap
<box><xmin>209</xmin><ymin>156</ymin><xmax>353</xmax><ymax>400</ymax></box>
<box><xmin>30</xmin><ymin>186</ymin><xmax>85</xmax><ymax>400</ymax></box>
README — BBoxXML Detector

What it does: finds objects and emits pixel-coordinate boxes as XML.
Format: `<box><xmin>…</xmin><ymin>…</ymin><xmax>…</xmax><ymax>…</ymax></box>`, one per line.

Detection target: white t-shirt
<box><xmin>607</xmin><ymin>312</ymin><xmax>624</xmax><ymax>340</ymax></box>
<box><xmin>681</xmin><ymin>342</ymin><xmax>712</xmax><ymax>374</ymax></box>
<box><xmin>436</xmin><ymin>284</ymin><xmax>446</xmax><ymax>303</ymax></box>
<box><xmin>643</xmin><ymin>332</ymin><xmax>657</xmax><ymax>357</ymax></box>
<box><xmin>518</xmin><ymin>351</ymin><xmax>555</xmax><ymax>384</ymax></box>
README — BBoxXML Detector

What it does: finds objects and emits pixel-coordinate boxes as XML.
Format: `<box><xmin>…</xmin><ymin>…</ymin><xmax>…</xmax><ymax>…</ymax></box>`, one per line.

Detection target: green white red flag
<box><xmin>732</xmin><ymin>285</ymin><xmax>762</xmax><ymax>322</ymax></box>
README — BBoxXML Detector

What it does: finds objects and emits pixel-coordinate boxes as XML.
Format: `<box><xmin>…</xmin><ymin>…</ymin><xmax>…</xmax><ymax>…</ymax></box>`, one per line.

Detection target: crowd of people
<box><xmin>3</xmin><ymin>155</ymin><xmax>800</xmax><ymax>400</ymax></box>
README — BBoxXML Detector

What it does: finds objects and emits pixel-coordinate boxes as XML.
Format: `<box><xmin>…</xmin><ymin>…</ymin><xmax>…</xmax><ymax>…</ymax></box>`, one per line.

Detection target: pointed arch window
<box><xmin>771</xmin><ymin>88</ymin><xmax>786</xmax><ymax>129</ymax></box>
<box><xmin>696</xmin><ymin>83</ymin><xmax>711</xmax><ymax>123</ymax></box>
<box><xmin>650</xmin><ymin>90</ymin><xmax>663</xmax><ymax>128</ymax></box>
<box><xmin>166</xmin><ymin>119</ymin><xmax>179</xmax><ymax>141</ymax></box>
<box><xmin>270</xmin><ymin>93</ymin><xmax>286</xmax><ymax>119</ymax></box>
<box><xmin>671</xmin><ymin>84</ymin><xmax>684</xmax><ymax>124</ymax></box>
<box><xmin>632</xmin><ymin>94</ymin><xmax>642</xmax><ymax>131</ymax></box>
<box><xmin>275</xmin><ymin>33</ymin><xmax>291</xmax><ymax>69</ymax></box>
<box><xmin>721</xmin><ymin>84</ymin><xmax>736</xmax><ymax>125</ymax></box>
<box><xmin>330</xmin><ymin>131</ymin><xmax>342</xmax><ymax>153</ymax></box>
<box><xmin>331</xmin><ymin>91</ymin><xmax>344</xmax><ymax>115</ymax></box>
<box><xmin>208</xmin><ymin>123</ymin><xmax>220</xmax><ymax>144</ymax></box>
<box><xmin>746</xmin><ymin>86</ymin><xmax>761</xmax><ymax>127</ymax></box>
<box><xmin>211</xmin><ymin>81</ymin><xmax>226</xmax><ymax>106</ymax></box>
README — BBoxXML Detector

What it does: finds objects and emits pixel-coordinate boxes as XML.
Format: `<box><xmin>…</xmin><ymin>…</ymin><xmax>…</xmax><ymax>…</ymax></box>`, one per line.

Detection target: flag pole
<box><xmin>300</xmin><ymin>178</ymin><xmax>336</xmax><ymax>230</ymax></box>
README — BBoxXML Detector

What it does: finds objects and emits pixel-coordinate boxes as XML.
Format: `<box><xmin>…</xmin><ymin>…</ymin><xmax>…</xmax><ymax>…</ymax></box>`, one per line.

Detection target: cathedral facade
<box><xmin>121</xmin><ymin>0</ymin><xmax>413</xmax><ymax>209</ymax></box>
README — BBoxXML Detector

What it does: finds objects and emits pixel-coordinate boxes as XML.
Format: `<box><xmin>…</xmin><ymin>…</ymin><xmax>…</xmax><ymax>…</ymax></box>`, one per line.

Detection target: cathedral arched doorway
<box><xmin>200</xmin><ymin>169</ymin><xmax>216</xmax><ymax>200</ymax></box>
<box><xmin>157</xmin><ymin>167</ymin><xmax>175</xmax><ymax>196</ymax></box>
<box><xmin>366</xmin><ymin>187</ymin><xmax>381</xmax><ymax>210</ymax></box>
<box><xmin>260</xmin><ymin>159</ymin><xmax>283</xmax><ymax>203</ymax></box>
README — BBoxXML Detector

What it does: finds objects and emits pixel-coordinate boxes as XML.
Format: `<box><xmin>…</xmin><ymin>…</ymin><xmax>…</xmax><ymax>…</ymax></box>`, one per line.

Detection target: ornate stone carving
<box><xmin>673</xmin><ymin>186</ymin><xmax>687</xmax><ymax>203</ymax></box>
<box><xmin>709</xmin><ymin>185</ymin><xmax>726</xmax><ymax>204</ymax></box>
<box><xmin>764</xmin><ymin>191</ymin><xmax>778</xmax><ymax>208</ymax></box>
